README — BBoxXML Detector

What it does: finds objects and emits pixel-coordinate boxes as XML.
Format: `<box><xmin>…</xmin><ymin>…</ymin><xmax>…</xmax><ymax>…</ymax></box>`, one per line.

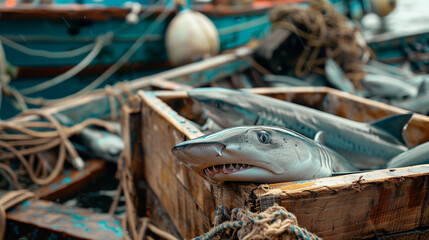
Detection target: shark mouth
<box><xmin>203</xmin><ymin>164</ymin><xmax>254</xmax><ymax>178</ymax></box>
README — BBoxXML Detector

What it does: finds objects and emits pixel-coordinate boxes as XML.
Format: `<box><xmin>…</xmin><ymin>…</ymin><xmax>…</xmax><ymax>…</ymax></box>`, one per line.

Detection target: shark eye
<box><xmin>213</xmin><ymin>101</ymin><xmax>223</xmax><ymax>109</ymax></box>
<box><xmin>257</xmin><ymin>131</ymin><xmax>270</xmax><ymax>144</ymax></box>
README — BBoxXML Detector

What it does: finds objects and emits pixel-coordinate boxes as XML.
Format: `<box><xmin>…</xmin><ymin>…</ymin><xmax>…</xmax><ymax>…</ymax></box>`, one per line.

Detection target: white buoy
<box><xmin>369</xmin><ymin>0</ymin><xmax>396</xmax><ymax>17</ymax></box>
<box><xmin>166</xmin><ymin>9</ymin><xmax>220</xmax><ymax>66</ymax></box>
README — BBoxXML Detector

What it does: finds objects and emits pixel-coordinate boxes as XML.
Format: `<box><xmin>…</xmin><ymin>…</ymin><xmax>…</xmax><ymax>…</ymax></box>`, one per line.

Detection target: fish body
<box><xmin>53</xmin><ymin>113</ymin><xmax>124</xmax><ymax>163</ymax></box>
<box><xmin>188</xmin><ymin>88</ymin><xmax>411</xmax><ymax>168</ymax></box>
<box><xmin>390</xmin><ymin>92</ymin><xmax>429</xmax><ymax>115</ymax></box>
<box><xmin>80</xmin><ymin>127</ymin><xmax>124</xmax><ymax>163</ymax></box>
<box><xmin>386</xmin><ymin>141</ymin><xmax>429</xmax><ymax>168</ymax></box>
<box><xmin>365</xmin><ymin>60</ymin><xmax>414</xmax><ymax>80</ymax></box>
<box><xmin>362</xmin><ymin>74</ymin><xmax>419</xmax><ymax>99</ymax></box>
<box><xmin>263</xmin><ymin>75</ymin><xmax>313</xmax><ymax>87</ymax></box>
<box><xmin>325</xmin><ymin>58</ymin><xmax>357</xmax><ymax>94</ymax></box>
<box><xmin>172</xmin><ymin>126</ymin><xmax>354</xmax><ymax>183</ymax></box>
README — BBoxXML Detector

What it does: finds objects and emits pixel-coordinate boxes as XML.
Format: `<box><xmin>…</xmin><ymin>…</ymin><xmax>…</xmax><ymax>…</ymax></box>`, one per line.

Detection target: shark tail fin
<box><xmin>370</xmin><ymin>113</ymin><xmax>414</xmax><ymax>145</ymax></box>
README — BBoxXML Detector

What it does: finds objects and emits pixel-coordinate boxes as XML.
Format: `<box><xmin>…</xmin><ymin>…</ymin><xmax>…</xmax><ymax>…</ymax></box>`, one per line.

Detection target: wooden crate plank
<box><xmin>137</xmin><ymin>180</ymin><xmax>181</xmax><ymax>239</ymax></box>
<box><xmin>140</xmin><ymin>94</ymin><xmax>213</xmax><ymax>238</ymax></box>
<box><xmin>6</xmin><ymin>199</ymin><xmax>124</xmax><ymax>240</ymax></box>
<box><xmin>34</xmin><ymin>159</ymin><xmax>106</xmax><ymax>201</ymax></box>
<box><xmin>254</xmin><ymin>166</ymin><xmax>429</xmax><ymax>239</ymax></box>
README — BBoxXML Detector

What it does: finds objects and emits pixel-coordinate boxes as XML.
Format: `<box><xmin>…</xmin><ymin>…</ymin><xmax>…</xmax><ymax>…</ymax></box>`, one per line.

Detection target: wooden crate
<box><xmin>135</xmin><ymin>87</ymin><xmax>429</xmax><ymax>239</ymax></box>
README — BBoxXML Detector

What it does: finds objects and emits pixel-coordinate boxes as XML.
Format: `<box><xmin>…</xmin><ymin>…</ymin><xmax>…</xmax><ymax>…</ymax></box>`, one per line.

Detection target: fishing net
<box><xmin>268</xmin><ymin>0</ymin><xmax>372</xmax><ymax>88</ymax></box>
<box><xmin>195</xmin><ymin>204</ymin><xmax>321</xmax><ymax>240</ymax></box>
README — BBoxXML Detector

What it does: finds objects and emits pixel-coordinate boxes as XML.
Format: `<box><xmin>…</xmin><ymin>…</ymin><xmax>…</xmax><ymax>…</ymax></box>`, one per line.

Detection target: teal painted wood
<box><xmin>366</xmin><ymin>29</ymin><xmax>429</xmax><ymax>69</ymax></box>
<box><xmin>6</xmin><ymin>199</ymin><xmax>124</xmax><ymax>240</ymax></box>
<box><xmin>0</xmin><ymin>16</ymin><xmax>170</xmax><ymax>67</ymax></box>
<box><xmin>0</xmin><ymin>0</ymin><xmax>356</xmax><ymax>69</ymax></box>
<box><xmin>0</xmin><ymin>0</ymin><xmax>360</xmax><ymax>119</ymax></box>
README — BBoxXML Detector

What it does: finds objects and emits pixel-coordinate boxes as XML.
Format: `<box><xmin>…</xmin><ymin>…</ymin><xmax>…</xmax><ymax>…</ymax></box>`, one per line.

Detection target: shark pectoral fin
<box><xmin>314</xmin><ymin>131</ymin><xmax>326</xmax><ymax>145</ymax></box>
<box><xmin>331</xmin><ymin>170</ymin><xmax>366</xmax><ymax>176</ymax></box>
<box><xmin>370</xmin><ymin>113</ymin><xmax>414</xmax><ymax>145</ymax></box>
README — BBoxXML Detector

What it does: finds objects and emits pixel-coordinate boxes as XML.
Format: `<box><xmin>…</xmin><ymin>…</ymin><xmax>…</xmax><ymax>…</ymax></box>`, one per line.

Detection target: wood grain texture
<box><xmin>140</xmin><ymin>91</ymin><xmax>212</xmax><ymax>238</ymax></box>
<box><xmin>254</xmin><ymin>167</ymin><xmax>429</xmax><ymax>239</ymax></box>
<box><xmin>34</xmin><ymin>159</ymin><xmax>105</xmax><ymax>201</ymax></box>
<box><xmin>6</xmin><ymin>199</ymin><xmax>123</xmax><ymax>240</ymax></box>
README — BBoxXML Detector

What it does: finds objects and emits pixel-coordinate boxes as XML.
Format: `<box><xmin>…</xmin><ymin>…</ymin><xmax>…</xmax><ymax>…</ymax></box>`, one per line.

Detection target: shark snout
<box><xmin>171</xmin><ymin>142</ymin><xmax>226</xmax><ymax>166</ymax></box>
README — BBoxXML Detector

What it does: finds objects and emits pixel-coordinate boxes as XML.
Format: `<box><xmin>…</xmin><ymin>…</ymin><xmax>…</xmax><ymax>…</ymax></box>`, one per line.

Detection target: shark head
<box><xmin>171</xmin><ymin>126</ymin><xmax>325</xmax><ymax>183</ymax></box>
<box><xmin>188</xmin><ymin>88</ymin><xmax>259</xmax><ymax>128</ymax></box>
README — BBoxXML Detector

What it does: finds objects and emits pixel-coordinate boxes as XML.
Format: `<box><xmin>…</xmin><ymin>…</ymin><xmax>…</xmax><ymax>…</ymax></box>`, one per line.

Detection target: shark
<box><xmin>386</xmin><ymin>141</ymin><xmax>429</xmax><ymax>168</ymax></box>
<box><xmin>188</xmin><ymin>88</ymin><xmax>413</xmax><ymax>169</ymax></box>
<box><xmin>172</xmin><ymin>126</ymin><xmax>356</xmax><ymax>183</ymax></box>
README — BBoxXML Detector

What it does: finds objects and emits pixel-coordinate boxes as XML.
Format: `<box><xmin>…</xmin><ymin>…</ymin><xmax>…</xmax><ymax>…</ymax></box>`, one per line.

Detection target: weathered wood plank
<box><xmin>136</xmin><ymin>180</ymin><xmax>181</xmax><ymax>239</ymax></box>
<box><xmin>6</xmin><ymin>200</ymin><xmax>124</xmax><ymax>240</ymax></box>
<box><xmin>34</xmin><ymin>159</ymin><xmax>106</xmax><ymax>201</ymax></box>
<box><xmin>140</xmin><ymin>92</ymin><xmax>213</xmax><ymax>238</ymax></box>
<box><xmin>254</xmin><ymin>166</ymin><xmax>429</xmax><ymax>239</ymax></box>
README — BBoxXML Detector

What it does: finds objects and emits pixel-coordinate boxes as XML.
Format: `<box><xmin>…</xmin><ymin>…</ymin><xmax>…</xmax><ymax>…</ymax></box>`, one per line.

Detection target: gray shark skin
<box><xmin>386</xmin><ymin>141</ymin><xmax>429</xmax><ymax>168</ymax></box>
<box><xmin>188</xmin><ymin>88</ymin><xmax>412</xmax><ymax>168</ymax></box>
<box><xmin>172</xmin><ymin>126</ymin><xmax>355</xmax><ymax>183</ymax></box>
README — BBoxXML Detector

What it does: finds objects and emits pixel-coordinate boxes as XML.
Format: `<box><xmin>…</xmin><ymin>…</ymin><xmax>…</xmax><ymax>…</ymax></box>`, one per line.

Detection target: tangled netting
<box><xmin>269</xmin><ymin>0</ymin><xmax>372</xmax><ymax>88</ymax></box>
<box><xmin>195</xmin><ymin>204</ymin><xmax>321</xmax><ymax>240</ymax></box>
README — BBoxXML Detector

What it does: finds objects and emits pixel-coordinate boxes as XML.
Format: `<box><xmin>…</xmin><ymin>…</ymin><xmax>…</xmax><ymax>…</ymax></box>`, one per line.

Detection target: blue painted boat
<box><xmin>0</xmin><ymin>0</ymin><xmax>368</xmax><ymax>103</ymax></box>
<box><xmin>366</xmin><ymin>27</ymin><xmax>429</xmax><ymax>72</ymax></box>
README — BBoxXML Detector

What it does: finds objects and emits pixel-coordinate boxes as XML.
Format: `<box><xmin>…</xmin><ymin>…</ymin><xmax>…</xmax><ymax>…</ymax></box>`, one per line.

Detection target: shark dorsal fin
<box><xmin>370</xmin><ymin>113</ymin><xmax>414</xmax><ymax>145</ymax></box>
<box><xmin>314</xmin><ymin>131</ymin><xmax>326</xmax><ymax>145</ymax></box>
<box><xmin>418</xmin><ymin>80</ymin><xmax>426</xmax><ymax>96</ymax></box>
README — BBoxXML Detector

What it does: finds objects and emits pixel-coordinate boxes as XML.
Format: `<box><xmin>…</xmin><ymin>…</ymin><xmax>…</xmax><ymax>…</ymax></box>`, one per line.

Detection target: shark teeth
<box><xmin>204</xmin><ymin>164</ymin><xmax>253</xmax><ymax>178</ymax></box>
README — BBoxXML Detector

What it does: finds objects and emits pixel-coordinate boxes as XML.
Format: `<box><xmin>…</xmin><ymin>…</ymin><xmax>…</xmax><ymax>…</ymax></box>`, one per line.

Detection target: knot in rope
<box><xmin>195</xmin><ymin>204</ymin><xmax>321</xmax><ymax>240</ymax></box>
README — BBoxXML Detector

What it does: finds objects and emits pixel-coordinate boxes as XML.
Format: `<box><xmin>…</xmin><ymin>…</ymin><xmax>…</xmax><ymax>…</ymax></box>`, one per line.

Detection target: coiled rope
<box><xmin>269</xmin><ymin>0</ymin><xmax>372</xmax><ymax>88</ymax></box>
<box><xmin>195</xmin><ymin>204</ymin><xmax>321</xmax><ymax>240</ymax></box>
<box><xmin>0</xmin><ymin>110</ymin><xmax>117</xmax><ymax>187</ymax></box>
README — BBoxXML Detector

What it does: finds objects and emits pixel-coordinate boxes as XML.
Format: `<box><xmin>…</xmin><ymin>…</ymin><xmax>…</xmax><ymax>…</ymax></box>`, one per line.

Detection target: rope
<box><xmin>0</xmin><ymin>36</ymin><xmax>95</xmax><ymax>59</ymax></box>
<box><xmin>0</xmin><ymin>1</ymin><xmax>170</xmax><ymax>110</ymax></box>
<box><xmin>195</xmin><ymin>204</ymin><xmax>321</xmax><ymax>240</ymax></box>
<box><xmin>269</xmin><ymin>0</ymin><xmax>372</xmax><ymax>88</ymax></box>
<box><xmin>0</xmin><ymin>190</ymin><xmax>35</xmax><ymax>239</ymax></box>
<box><xmin>0</xmin><ymin>110</ymin><xmax>118</xmax><ymax>186</ymax></box>
<box><xmin>22</xmin><ymin>1</ymin><xmax>171</xmax><ymax>106</ymax></box>
<box><xmin>19</xmin><ymin>33</ymin><xmax>112</xmax><ymax>95</ymax></box>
